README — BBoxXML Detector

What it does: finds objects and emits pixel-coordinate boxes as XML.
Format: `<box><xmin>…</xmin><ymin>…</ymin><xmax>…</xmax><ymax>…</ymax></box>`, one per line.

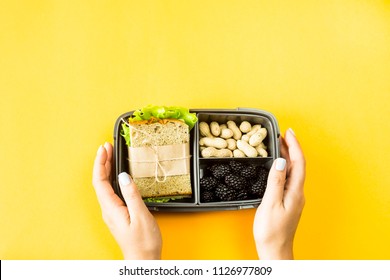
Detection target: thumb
<box><xmin>118</xmin><ymin>172</ymin><xmax>150</xmax><ymax>217</ymax></box>
<box><xmin>262</xmin><ymin>158</ymin><xmax>287</xmax><ymax>205</ymax></box>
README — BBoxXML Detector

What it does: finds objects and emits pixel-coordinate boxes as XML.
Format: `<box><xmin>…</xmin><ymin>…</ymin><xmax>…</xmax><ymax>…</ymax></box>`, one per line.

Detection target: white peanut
<box><xmin>241</xmin><ymin>134</ymin><xmax>250</xmax><ymax>142</ymax></box>
<box><xmin>226</xmin><ymin>138</ymin><xmax>237</xmax><ymax>150</ymax></box>
<box><xmin>210</xmin><ymin>121</ymin><xmax>221</xmax><ymax>137</ymax></box>
<box><xmin>227</xmin><ymin>121</ymin><xmax>242</xmax><ymax>140</ymax></box>
<box><xmin>233</xmin><ymin>149</ymin><xmax>246</xmax><ymax>158</ymax></box>
<box><xmin>219</xmin><ymin>124</ymin><xmax>227</xmax><ymax>130</ymax></box>
<box><xmin>246</xmin><ymin>124</ymin><xmax>261</xmax><ymax>137</ymax></box>
<box><xmin>237</xmin><ymin>140</ymin><xmax>258</xmax><ymax>157</ymax></box>
<box><xmin>249</xmin><ymin>128</ymin><xmax>267</xmax><ymax>146</ymax></box>
<box><xmin>199</xmin><ymin>137</ymin><xmax>227</xmax><ymax>149</ymax></box>
<box><xmin>220</xmin><ymin>128</ymin><xmax>233</xmax><ymax>139</ymax></box>
<box><xmin>239</xmin><ymin>121</ymin><xmax>252</xmax><ymax>133</ymax></box>
<box><xmin>256</xmin><ymin>147</ymin><xmax>268</xmax><ymax>157</ymax></box>
<box><xmin>199</xmin><ymin>122</ymin><xmax>213</xmax><ymax>138</ymax></box>
<box><xmin>201</xmin><ymin>147</ymin><xmax>232</xmax><ymax>158</ymax></box>
<box><xmin>256</xmin><ymin>142</ymin><xmax>267</xmax><ymax>150</ymax></box>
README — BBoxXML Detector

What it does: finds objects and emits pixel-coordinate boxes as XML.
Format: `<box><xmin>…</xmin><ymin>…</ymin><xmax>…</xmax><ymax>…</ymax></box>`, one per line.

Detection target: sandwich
<box><xmin>121</xmin><ymin>105</ymin><xmax>198</xmax><ymax>202</ymax></box>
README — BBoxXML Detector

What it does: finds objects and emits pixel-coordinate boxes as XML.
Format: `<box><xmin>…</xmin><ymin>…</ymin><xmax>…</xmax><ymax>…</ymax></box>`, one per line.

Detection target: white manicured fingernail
<box><xmin>118</xmin><ymin>172</ymin><xmax>132</xmax><ymax>185</ymax></box>
<box><xmin>275</xmin><ymin>158</ymin><xmax>286</xmax><ymax>171</ymax></box>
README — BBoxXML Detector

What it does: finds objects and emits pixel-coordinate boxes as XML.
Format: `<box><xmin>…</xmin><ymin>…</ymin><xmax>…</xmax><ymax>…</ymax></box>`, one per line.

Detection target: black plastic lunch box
<box><xmin>112</xmin><ymin>108</ymin><xmax>280</xmax><ymax>211</ymax></box>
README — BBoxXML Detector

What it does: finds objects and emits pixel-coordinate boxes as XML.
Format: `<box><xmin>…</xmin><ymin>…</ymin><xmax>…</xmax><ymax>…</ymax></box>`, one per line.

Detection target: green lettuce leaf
<box><xmin>120</xmin><ymin>123</ymin><xmax>131</xmax><ymax>147</ymax></box>
<box><xmin>129</xmin><ymin>105</ymin><xmax>197</xmax><ymax>129</ymax></box>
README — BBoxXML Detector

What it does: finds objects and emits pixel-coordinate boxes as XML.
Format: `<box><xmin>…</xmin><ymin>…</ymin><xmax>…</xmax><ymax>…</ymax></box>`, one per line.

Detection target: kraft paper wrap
<box><xmin>128</xmin><ymin>143</ymin><xmax>190</xmax><ymax>179</ymax></box>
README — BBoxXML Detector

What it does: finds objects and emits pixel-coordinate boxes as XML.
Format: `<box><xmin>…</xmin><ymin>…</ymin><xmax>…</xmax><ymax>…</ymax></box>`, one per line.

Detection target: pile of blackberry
<box><xmin>200</xmin><ymin>161</ymin><xmax>269</xmax><ymax>202</ymax></box>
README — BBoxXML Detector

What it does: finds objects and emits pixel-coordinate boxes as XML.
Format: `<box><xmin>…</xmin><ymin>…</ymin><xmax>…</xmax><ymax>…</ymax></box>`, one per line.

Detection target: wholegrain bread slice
<box><xmin>128</xmin><ymin>119</ymin><xmax>192</xmax><ymax>199</ymax></box>
<box><xmin>129</xmin><ymin>119</ymin><xmax>190</xmax><ymax>147</ymax></box>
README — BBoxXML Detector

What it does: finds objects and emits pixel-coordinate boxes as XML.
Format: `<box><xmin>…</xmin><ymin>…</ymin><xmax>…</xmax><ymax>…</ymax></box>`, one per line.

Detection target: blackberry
<box><xmin>249</xmin><ymin>180</ymin><xmax>266</xmax><ymax>198</ymax></box>
<box><xmin>240</xmin><ymin>163</ymin><xmax>258</xmax><ymax>179</ymax></box>
<box><xmin>236</xmin><ymin>189</ymin><xmax>249</xmax><ymax>200</ymax></box>
<box><xmin>229</xmin><ymin>161</ymin><xmax>245</xmax><ymax>174</ymax></box>
<box><xmin>224</xmin><ymin>174</ymin><xmax>248</xmax><ymax>190</ymax></box>
<box><xmin>257</xmin><ymin>166</ymin><xmax>269</xmax><ymax>182</ymax></box>
<box><xmin>200</xmin><ymin>176</ymin><xmax>218</xmax><ymax>192</ymax></box>
<box><xmin>249</xmin><ymin>168</ymin><xmax>268</xmax><ymax>198</ymax></box>
<box><xmin>201</xmin><ymin>191</ymin><xmax>215</xmax><ymax>202</ymax></box>
<box><xmin>215</xmin><ymin>184</ymin><xmax>237</xmax><ymax>201</ymax></box>
<box><xmin>209</xmin><ymin>164</ymin><xmax>231</xmax><ymax>180</ymax></box>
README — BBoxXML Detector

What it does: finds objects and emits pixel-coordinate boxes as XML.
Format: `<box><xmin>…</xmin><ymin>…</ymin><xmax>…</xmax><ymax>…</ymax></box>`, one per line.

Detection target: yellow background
<box><xmin>1</xmin><ymin>0</ymin><xmax>390</xmax><ymax>260</ymax></box>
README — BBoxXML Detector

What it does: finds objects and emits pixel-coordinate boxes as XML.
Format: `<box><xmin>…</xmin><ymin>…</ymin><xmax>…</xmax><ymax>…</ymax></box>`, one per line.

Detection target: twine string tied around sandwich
<box><xmin>151</xmin><ymin>144</ymin><xmax>167</xmax><ymax>183</ymax></box>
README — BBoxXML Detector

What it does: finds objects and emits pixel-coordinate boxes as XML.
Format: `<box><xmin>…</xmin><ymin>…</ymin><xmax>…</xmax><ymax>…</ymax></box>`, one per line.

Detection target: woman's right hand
<box><xmin>253</xmin><ymin>128</ymin><xmax>306</xmax><ymax>259</ymax></box>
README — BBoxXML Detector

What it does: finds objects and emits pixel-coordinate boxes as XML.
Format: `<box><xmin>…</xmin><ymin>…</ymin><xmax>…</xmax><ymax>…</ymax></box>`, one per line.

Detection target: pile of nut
<box><xmin>199</xmin><ymin>120</ymin><xmax>268</xmax><ymax>158</ymax></box>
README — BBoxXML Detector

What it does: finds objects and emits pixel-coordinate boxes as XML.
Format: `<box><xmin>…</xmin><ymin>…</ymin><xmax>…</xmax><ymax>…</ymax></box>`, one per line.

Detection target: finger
<box><xmin>261</xmin><ymin>158</ymin><xmax>287</xmax><ymax>205</ymax></box>
<box><xmin>92</xmin><ymin>145</ymin><xmax>124</xmax><ymax>209</ymax></box>
<box><xmin>284</xmin><ymin>128</ymin><xmax>306</xmax><ymax>193</ymax></box>
<box><xmin>103</xmin><ymin>142</ymin><xmax>113</xmax><ymax>181</ymax></box>
<box><xmin>118</xmin><ymin>172</ymin><xmax>150</xmax><ymax>218</ymax></box>
<box><xmin>285</xmin><ymin>129</ymin><xmax>305</xmax><ymax>164</ymax></box>
<box><xmin>93</xmin><ymin>145</ymin><xmax>109</xmax><ymax>182</ymax></box>
<box><xmin>280</xmin><ymin>136</ymin><xmax>290</xmax><ymax>165</ymax></box>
